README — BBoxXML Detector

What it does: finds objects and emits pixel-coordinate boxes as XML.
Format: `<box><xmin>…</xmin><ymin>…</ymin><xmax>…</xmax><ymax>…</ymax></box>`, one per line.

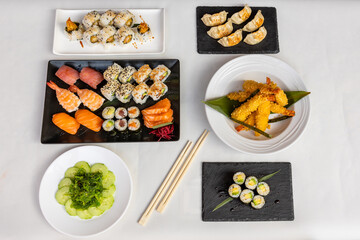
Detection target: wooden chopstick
<box><xmin>138</xmin><ymin>141</ymin><xmax>193</xmax><ymax>226</ymax></box>
<box><xmin>156</xmin><ymin>129</ymin><xmax>209</xmax><ymax>213</ymax></box>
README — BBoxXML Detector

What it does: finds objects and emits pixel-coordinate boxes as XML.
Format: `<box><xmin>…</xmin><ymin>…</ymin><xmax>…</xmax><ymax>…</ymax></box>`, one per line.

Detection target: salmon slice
<box><xmin>52</xmin><ymin>112</ymin><xmax>80</xmax><ymax>135</ymax></box>
<box><xmin>144</xmin><ymin>117</ymin><xmax>173</xmax><ymax>129</ymax></box>
<box><xmin>55</xmin><ymin>65</ymin><xmax>79</xmax><ymax>85</ymax></box>
<box><xmin>143</xmin><ymin>109</ymin><xmax>173</xmax><ymax>122</ymax></box>
<box><xmin>79</xmin><ymin>67</ymin><xmax>104</xmax><ymax>89</ymax></box>
<box><xmin>75</xmin><ymin>109</ymin><xmax>103</xmax><ymax>132</ymax></box>
<box><xmin>141</xmin><ymin>98</ymin><xmax>171</xmax><ymax>115</ymax></box>
<box><xmin>69</xmin><ymin>85</ymin><xmax>104</xmax><ymax>111</ymax></box>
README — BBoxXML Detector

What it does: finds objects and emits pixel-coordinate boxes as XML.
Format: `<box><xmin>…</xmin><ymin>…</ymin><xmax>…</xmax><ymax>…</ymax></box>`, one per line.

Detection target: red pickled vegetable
<box><xmin>149</xmin><ymin>125</ymin><xmax>175</xmax><ymax>142</ymax></box>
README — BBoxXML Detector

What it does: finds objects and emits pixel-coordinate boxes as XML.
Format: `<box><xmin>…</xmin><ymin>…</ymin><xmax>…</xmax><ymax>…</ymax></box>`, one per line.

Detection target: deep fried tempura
<box><xmin>231</xmin><ymin>94</ymin><xmax>268</xmax><ymax>122</ymax></box>
<box><xmin>227</xmin><ymin>91</ymin><xmax>251</xmax><ymax>102</ymax></box>
<box><xmin>235</xmin><ymin>112</ymin><xmax>256</xmax><ymax>132</ymax></box>
<box><xmin>255</xmin><ymin>100</ymin><xmax>271</xmax><ymax>136</ymax></box>
<box><xmin>266</xmin><ymin>77</ymin><xmax>288</xmax><ymax>106</ymax></box>
<box><xmin>270</xmin><ymin>102</ymin><xmax>295</xmax><ymax>116</ymax></box>
<box><xmin>242</xmin><ymin>80</ymin><xmax>264</xmax><ymax>93</ymax></box>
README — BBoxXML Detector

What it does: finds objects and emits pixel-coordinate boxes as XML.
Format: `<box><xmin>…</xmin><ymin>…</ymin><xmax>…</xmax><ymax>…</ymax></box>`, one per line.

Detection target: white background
<box><xmin>1</xmin><ymin>0</ymin><xmax>360</xmax><ymax>239</ymax></box>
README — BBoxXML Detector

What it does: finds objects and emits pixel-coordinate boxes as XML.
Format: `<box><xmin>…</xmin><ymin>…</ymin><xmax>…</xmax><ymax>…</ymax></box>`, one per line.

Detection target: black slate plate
<box><xmin>41</xmin><ymin>59</ymin><xmax>180</xmax><ymax>144</ymax></box>
<box><xmin>202</xmin><ymin>162</ymin><xmax>294</xmax><ymax>221</ymax></box>
<box><xmin>196</xmin><ymin>6</ymin><xmax>279</xmax><ymax>54</ymax></box>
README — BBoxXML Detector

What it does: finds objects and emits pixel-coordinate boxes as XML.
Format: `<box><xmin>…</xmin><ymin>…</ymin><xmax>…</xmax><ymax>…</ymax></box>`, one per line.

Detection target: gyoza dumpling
<box><xmin>242</xmin><ymin>10</ymin><xmax>264</xmax><ymax>32</ymax></box>
<box><xmin>201</xmin><ymin>11</ymin><xmax>228</xmax><ymax>27</ymax></box>
<box><xmin>218</xmin><ymin>29</ymin><xmax>242</xmax><ymax>47</ymax></box>
<box><xmin>207</xmin><ymin>20</ymin><xmax>233</xmax><ymax>39</ymax></box>
<box><xmin>231</xmin><ymin>5</ymin><xmax>252</xmax><ymax>24</ymax></box>
<box><xmin>244</xmin><ymin>26</ymin><xmax>267</xmax><ymax>45</ymax></box>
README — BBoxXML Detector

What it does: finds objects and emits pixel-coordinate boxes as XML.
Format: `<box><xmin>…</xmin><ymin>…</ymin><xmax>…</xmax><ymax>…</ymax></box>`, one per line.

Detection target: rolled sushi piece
<box><xmin>99</xmin><ymin>10</ymin><xmax>117</xmax><ymax>27</ymax></box>
<box><xmin>251</xmin><ymin>195</ymin><xmax>265</xmax><ymax>209</ymax></box>
<box><xmin>132</xmin><ymin>83</ymin><xmax>149</xmax><ymax>104</ymax></box>
<box><xmin>115</xmin><ymin>119</ymin><xmax>127</xmax><ymax>131</ymax></box>
<box><xmin>83</xmin><ymin>26</ymin><xmax>101</xmax><ymax>46</ymax></box>
<box><xmin>149</xmin><ymin>65</ymin><xmax>171</xmax><ymax>82</ymax></box>
<box><xmin>228</xmin><ymin>184</ymin><xmax>241</xmax><ymax>198</ymax></box>
<box><xmin>64</xmin><ymin>18</ymin><xmax>84</xmax><ymax>41</ymax></box>
<box><xmin>128</xmin><ymin>118</ymin><xmax>141</xmax><ymax>131</ymax></box>
<box><xmin>115</xmin><ymin>107</ymin><xmax>127</xmax><ymax>119</ymax></box>
<box><xmin>99</xmin><ymin>26</ymin><xmax>117</xmax><ymax>47</ymax></box>
<box><xmin>115</xmin><ymin>26</ymin><xmax>135</xmax><ymax>45</ymax></box>
<box><xmin>240</xmin><ymin>189</ymin><xmax>254</xmax><ymax>204</ymax></box>
<box><xmin>256</xmin><ymin>182</ymin><xmax>270</xmax><ymax>196</ymax></box>
<box><xmin>115</xmin><ymin>83</ymin><xmax>135</xmax><ymax>103</ymax></box>
<box><xmin>102</xmin><ymin>119</ymin><xmax>115</xmax><ymax>132</ymax></box>
<box><xmin>134</xmin><ymin>21</ymin><xmax>152</xmax><ymax>42</ymax></box>
<box><xmin>100</xmin><ymin>80</ymin><xmax>121</xmax><ymax>101</ymax></box>
<box><xmin>245</xmin><ymin>176</ymin><xmax>258</xmax><ymax>190</ymax></box>
<box><xmin>118</xmin><ymin>66</ymin><xmax>136</xmax><ymax>84</ymax></box>
<box><xmin>233</xmin><ymin>172</ymin><xmax>246</xmax><ymax>185</ymax></box>
<box><xmin>114</xmin><ymin>10</ymin><xmax>135</xmax><ymax>28</ymax></box>
<box><xmin>149</xmin><ymin>81</ymin><xmax>168</xmax><ymax>101</ymax></box>
<box><xmin>128</xmin><ymin>106</ymin><xmax>140</xmax><ymax>119</ymax></box>
<box><xmin>103</xmin><ymin>63</ymin><xmax>122</xmax><ymax>81</ymax></box>
<box><xmin>82</xmin><ymin>11</ymin><xmax>101</xmax><ymax>29</ymax></box>
<box><xmin>102</xmin><ymin>106</ymin><xmax>115</xmax><ymax>120</ymax></box>
<box><xmin>133</xmin><ymin>64</ymin><xmax>152</xmax><ymax>84</ymax></box>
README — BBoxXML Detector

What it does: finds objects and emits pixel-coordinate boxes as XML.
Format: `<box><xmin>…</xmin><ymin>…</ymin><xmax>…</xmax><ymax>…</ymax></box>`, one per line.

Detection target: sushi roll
<box><xmin>102</xmin><ymin>119</ymin><xmax>115</xmax><ymax>132</ymax></box>
<box><xmin>64</xmin><ymin>18</ymin><xmax>84</xmax><ymax>41</ymax></box>
<box><xmin>149</xmin><ymin>81</ymin><xmax>168</xmax><ymax>101</ymax></box>
<box><xmin>115</xmin><ymin>119</ymin><xmax>127</xmax><ymax>131</ymax></box>
<box><xmin>99</xmin><ymin>10</ymin><xmax>117</xmax><ymax>27</ymax></box>
<box><xmin>99</xmin><ymin>26</ymin><xmax>117</xmax><ymax>46</ymax></box>
<box><xmin>100</xmin><ymin>80</ymin><xmax>121</xmax><ymax>101</ymax></box>
<box><xmin>115</xmin><ymin>83</ymin><xmax>135</xmax><ymax>103</ymax></box>
<box><xmin>134</xmin><ymin>21</ymin><xmax>152</xmax><ymax>42</ymax></box>
<box><xmin>133</xmin><ymin>64</ymin><xmax>152</xmax><ymax>84</ymax></box>
<box><xmin>115</xmin><ymin>107</ymin><xmax>127</xmax><ymax>119</ymax></box>
<box><xmin>256</xmin><ymin>182</ymin><xmax>270</xmax><ymax>196</ymax></box>
<box><xmin>233</xmin><ymin>172</ymin><xmax>246</xmax><ymax>185</ymax></box>
<box><xmin>128</xmin><ymin>119</ymin><xmax>141</xmax><ymax>131</ymax></box>
<box><xmin>83</xmin><ymin>26</ymin><xmax>100</xmax><ymax>45</ymax></box>
<box><xmin>115</xmin><ymin>26</ymin><xmax>134</xmax><ymax>45</ymax></box>
<box><xmin>128</xmin><ymin>106</ymin><xmax>140</xmax><ymax>119</ymax></box>
<box><xmin>82</xmin><ymin>11</ymin><xmax>101</xmax><ymax>29</ymax></box>
<box><xmin>245</xmin><ymin>176</ymin><xmax>258</xmax><ymax>190</ymax></box>
<box><xmin>240</xmin><ymin>189</ymin><xmax>254</xmax><ymax>204</ymax></box>
<box><xmin>228</xmin><ymin>184</ymin><xmax>241</xmax><ymax>198</ymax></box>
<box><xmin>251</xmin><ymin>195</ymin><xmax>265</xmax><ymax>209</ymax></box>
<box><xmin>118</xmin><ymin>66</ymin><xmax>136</xmax><ymax>84</ymax></box>
<box><xmin>114</xmin><ymin>10</ymin><xmax>135</xmax><ymax>28</ymax></box>
<box><xmin>102</xmin><ymin>106</ymin><xmax>115</xmax><ymax>120</ymax></box>
<box><xmin>149</xmin><ymin>65</ymin><xmax>171</xmax><ymax>82</ymax></box>
<box><xmin>103</xmin><ymin>63</ymin><xmax>122</xmax><ymax>81</ymax></box>
<box><xmin>132</xmin><ymin>83</ymin><xmax>149</xmax><ymax>104</ymax></box>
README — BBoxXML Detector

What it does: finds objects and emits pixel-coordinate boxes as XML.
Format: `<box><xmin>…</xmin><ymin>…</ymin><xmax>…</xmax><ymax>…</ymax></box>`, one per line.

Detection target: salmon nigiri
<box><xmin>69</xmin><ymin>85</ymin><xmax>105</xmax><ymax>111</ymax></box>
<box><xmin>141</xmin><ymin>98</ymin><xmax>171</xmax><ymax>115</ymax></box>
<box><xmin>144</xmin><ymin>109</ymin><xmax>173</xmax><ymax>122</ymax></box>
<box><xmin>47</xmin><ymin>81</ymin><xmax>81</xmax><ymax>113</ymax></box>
<box><xmin>75</xmin><ymin>109</ymin><xmax>103</xmax><ymax>132</ymax></box>
<box><xmin>52</xmin><ymin>112</ymin><xmax>80</xmax><ymax>135</ymax></box>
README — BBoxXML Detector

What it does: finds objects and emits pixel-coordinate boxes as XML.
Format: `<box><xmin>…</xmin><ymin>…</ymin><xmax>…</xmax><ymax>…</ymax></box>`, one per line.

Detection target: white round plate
<box><xmin>205</xmin><ymin>55</ymin><xmax>310</xmax><ymax>154</ymax></box>
<box><xmin>39</xmin><ymin>146</ymin><xmax>132</xmax><ymax>237</ymax></box>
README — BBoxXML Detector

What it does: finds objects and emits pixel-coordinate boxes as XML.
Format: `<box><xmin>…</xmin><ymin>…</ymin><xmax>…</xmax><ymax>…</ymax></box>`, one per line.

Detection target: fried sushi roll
<box><xmin>82</xmin><ymin>11</ymin><xmax>100</xmax><ymax>29</ymax></box>
<box><xmin>65</xmin><ymin>18</ymin><xmax>84</xmax><ymax>41</ymax></box>
<box><xmin>99</xmin><ymin>10</ymin><xmax>117</xmax><ymax>27</ymax></box>
<box><xmin>118</xmin><ymin>66</ymin><xmax>136</xmax><ymax>84</ymax></box>
<box><xmin>114</xmin><ymin>10</ymin><xmax>135</xmax><ymax>28</ymax></box>
<box><xmin>115</xmin><ymin>83</ymin><xmax>135</xmax><ymax>103</ymax></box>
<box><xmin>149</xmin><ymin>81</ymin><xmax>168</xmax><ymax>101</ymax></box>
<box><xmin>115</xmin><ymin>26</ymin><xmax>134</xmax><ymax>45</ymax></box>
<box><xmin>133</xmin><ymin>64</ymin><xmax>152</xmax><ymax>84</ymax></box>
<box><xmin>132</xmin><ymin>83</ymin><xmax>149</xmax><ymax>104</ymax></box>
<box><xmin>103</xmin><ymin>63</ymin><xmax>122</xmax><ymax>81</ymax></box>
<box><xmin>150</xmin><ymin>65</ymin><xmax>171</xmax><ymax>82</ymax></box>
<box><xmin>100</xmin><ymin>80</ymin><xmax>121</xmax><ymax>101</ymax></box>
<box><xmin>128</xmin><ymin>119</ymin><xmax>141</xmax><ymax>131</ymax></box>
<box><xmin>83</xmin><ymin>26</ymin><xmax>100</xmax><ymax>45</ymax></box>
<box><xmin>99</xmin><ymin>26</ymin><xmax>117</xmax><ymax>46</ymax></box>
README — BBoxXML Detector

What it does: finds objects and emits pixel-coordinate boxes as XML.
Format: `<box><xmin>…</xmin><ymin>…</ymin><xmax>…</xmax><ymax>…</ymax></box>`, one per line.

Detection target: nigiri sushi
<box><xmin>69</xmin><ymin>85</ymin><xmax>104</xmax><ymax>111</ymax></box>
<box><xmin>52</xmin><ymin>112</ymin><xmax>80</xmax><ymax>135</ymax></box>
<box><xmin>75</xmin><ymin>109</ymin><xmax>103</xmax><ymax>132</ymax></box>
<box><xmin>55</xmin><ymin>65</ymin><xmax>79</xmax><ymax>85</ymax></box>
<box><xmin>79</xmin><ymin>67</ymin><xmax>104</xmax><ymax>89</ymax></box>
<box><xmin>47</xmin><ymin>81</ymin><xmax>81</xmax><ymax>113</ymax></box>
<box><xmin>141</xmin><ymin>98</ymin><xmax>171</xmax><ymax>115</ymax></box>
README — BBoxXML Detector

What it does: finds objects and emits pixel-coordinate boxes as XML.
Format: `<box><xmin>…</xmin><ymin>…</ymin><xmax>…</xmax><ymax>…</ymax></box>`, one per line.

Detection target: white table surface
<box><xmin>1</xmin><ymin>0</ymin><xmax>360</xmax><ymax>239</ymax></box>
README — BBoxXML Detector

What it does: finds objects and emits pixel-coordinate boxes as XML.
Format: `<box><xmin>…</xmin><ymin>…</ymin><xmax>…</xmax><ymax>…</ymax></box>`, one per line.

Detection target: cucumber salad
<box><xmin>55</xmin><ymin>161</ymin><xmax>116</xmax><ymax>219</ymax></box>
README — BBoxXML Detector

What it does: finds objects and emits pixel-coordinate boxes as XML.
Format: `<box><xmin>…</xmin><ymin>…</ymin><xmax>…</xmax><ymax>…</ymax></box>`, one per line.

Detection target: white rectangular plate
<box><xmin>53</xmin><ymin>9</ymin><xmax>165</xmax><ymax>55</ymax></box>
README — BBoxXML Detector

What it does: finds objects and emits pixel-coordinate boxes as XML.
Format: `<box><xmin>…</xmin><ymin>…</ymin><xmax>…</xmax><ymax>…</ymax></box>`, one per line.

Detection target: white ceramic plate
<box><xmin>53</xmin><ymin>9</ymin><xmax>165</xmax><ymax>55</ymax></box>
<box><xmin>39</xmin><ymin>146</ymin><xmax>132</xmax><ymax>237</ymax></box>
<box><xmin>205</xmin><ymin>55</ymin><xmax>310</xmax><ymax>154</ymax></box>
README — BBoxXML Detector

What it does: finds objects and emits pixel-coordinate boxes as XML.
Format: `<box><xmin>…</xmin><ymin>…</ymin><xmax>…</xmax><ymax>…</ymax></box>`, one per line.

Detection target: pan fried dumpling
<box><xmin>207</xmin><ymin>20</ymin><xmax>233</xmax><ymax>39</ymax></box>
<box><xmin>201</xmin><ymin>11</ymin><xmax>228</xmax><ymax>27</ymax></box>
<box><xmin>244</xmin><ymin>26</ymin><xmax>267</xmax><ymax>45</ymax></box>
<box><xmin>218</xmin><ymin>29</ymin><xmax>243</xmax><ymax>47</ymax></box>
<box><xmin>231</xmin><ymin>4</ymin><xmax>252</xmax><ymax>24</ymax></box>
<box><xmin>242</xmin><ymin>10</ymin><xmax>264</xmax><ymax>32</ymax></box>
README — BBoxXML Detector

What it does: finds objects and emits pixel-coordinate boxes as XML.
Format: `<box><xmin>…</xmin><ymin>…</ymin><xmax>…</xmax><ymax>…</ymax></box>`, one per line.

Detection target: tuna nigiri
<box><xmin>75</xmin><ymin>109</ymin><xmax>103</xmax><ymax>132</ymax></box>
<box><xmin>52</xmin><ymin>112</ymin><xmax>80</xmax><ymax>135</ymax></box>
<box><xmin>141</xmin><ymin>98</ymin><xmax>171</xmax><ymax>115</ymax></box>
<box><xmin>69</xmin><ymin>85</ymin><xmax>105</xmax><ymax>111</ymax></box>
<box><xmin>143</xmin><ymin>109</ymin><xmax>173</xmax><ymax>122</ymax></box>
<box><xmin>79</xmin><ymin>67</ymin><xmax>104</xmax><ymax>89</ymax></box>
<box><xmin>55</xmin><ymin>65</ymin><xmax>79</xmax><ymax>85</ymax></box>
<box><xmin>47</xmin><ymin>81</ymin><xmax>81</xmax><ymax>113</ymax></box>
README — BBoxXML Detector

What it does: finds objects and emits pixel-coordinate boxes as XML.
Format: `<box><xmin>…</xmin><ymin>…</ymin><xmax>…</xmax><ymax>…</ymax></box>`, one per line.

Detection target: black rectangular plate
<box><xmin>202</xmin><ymin>162</ymin><xmax>294</xmax><ymax>221</ymax></box>
<box><xmin>41</xmin><ymin>59</ymin><xmax>180</xmax><ymax>144</ymax></box>
<box><xmin>196</xmin><ymin>6</ymin><xmax>279</xmax><ymax>54</ymax></box>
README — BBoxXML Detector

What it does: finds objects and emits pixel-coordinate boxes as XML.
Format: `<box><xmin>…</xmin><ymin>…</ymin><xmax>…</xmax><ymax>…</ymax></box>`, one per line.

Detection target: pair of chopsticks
<box><xmin>138</xmin><ymin>129</ymin><xmax>209</xmax><ymax>226</ymax></box>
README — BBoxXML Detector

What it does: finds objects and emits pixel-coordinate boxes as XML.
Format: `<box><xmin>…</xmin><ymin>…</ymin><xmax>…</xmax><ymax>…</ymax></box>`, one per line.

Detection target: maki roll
<box><xmin>103</xmin><ymin>63</ymin><xmax>122</xmax><ymax>81</ymax></box>
<box><xmin>256</xmin><ymin>182</ymin><xmax>270</xmax><ymax>196</ymax></box>
<box><xmin>83</xmin><ymin>26</ymin><xmax>100</xmax><ymax>45</ymax></box>
<box><xmin>245</xmin><ymin>176</ymin><xmax>258</xmax><ymax>190</ymax></box>
<box><xmin>133</xmin><ymin>64</ymin><xmax>152</xmax><ymax>84</ymax></box>
<box><xmin>100</xmin><ymin>80</ymin><xmax>121</xmax><ymax>101</ymax></box>
<box><xmin>240</xmin><ymin>189</ymin><xmax>254</xmax><ymax>204</ymax></box>
<box><xmin>99</xmin><ymin>26</ymin><xmax>117</xmax><ymax>47</ymax></box>
<box><xmin>99</xmin><ymin>10</ymin><xmax>117</xmax><ymax>27</ymax></box>
<box><xmin>82</xmin><ymin>11</ymin><xmax>100</xmax><ymax>29</ymax></box>
<box><xmin>115</xmin><ymin>26</ymin><xmax>134</xmax><ymax>45</ymax></box>
<box><xmin>114</xmin><ymin>10</ymin><xmax>135</xmax><ymax>28</ymax></box>
<box><xmin>128</xmin><ymin>106</ymin><xmax>140</xmax><ymax>119</ymax></box>
<box><xmin>132</xmin><ymin>83</ymin><xmax>149</xmax><ymax>104</ymax></box>
<box><xmin>251</xmin><ymin>195</ymin><xmax>265</xmax><ymax>209</ymax></box>
<box><xmin>134</xmin><ymin>21</ymin><xmax>152</xmax><ymax>42</ymax></box>
<box><xmin>115</xmin><ymin>83</ymin><xmax>135</xmax><ymax>103</ymax></box>
<box><xmin>102</xmin><ymin>106</ymin><xmax>115</xmax><ymax>120</ymax></box>
<box><xmin>233</xmin><ymin>172</ymin><xmax>246</xmax><ymax>185</ymax></box>
<box><xmin>115</xmin><ymin>119</ymin><xmax>127</xmax><ymax>131</ymax></box>
<box><xmin>128</xmin><ymin>119</ymin><xmax>141</xmax><ymax>131</ymax></box>
<box><xmin>228</xmin><ymin>184</ymin><xmax>241</xmax><ymax>198</ymax></box>
<box><xmin>149</xmin><ymin>81</ymin><xmax>168</xmax><ymax>101</ymax></box>
<box><xmin>149</xmin><ymin>65</ymin><xmax>171</xmax><ymax>82</ymax></box>
<box><xmin>115</xmin><ymin>107</ymin><xmax>127</xmax><ymax>119</ymax></box>
<box><xmin>118</xmin><ymin>66</ymin><xmax>136</xmax><ymax>84</ymax></box>
<box><xmin>65</xmin><ymin>18</ymin><xmax>84</xmax><ymax>41</ymax></box>
<box><xmin>102</xmin><ymin>119</ymin><xmax>115</xmax><ymax>132</ymax></box>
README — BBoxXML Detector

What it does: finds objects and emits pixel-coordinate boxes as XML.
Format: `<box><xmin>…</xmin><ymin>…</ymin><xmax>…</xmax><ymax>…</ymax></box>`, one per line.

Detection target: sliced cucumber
<box><xmin>98</xmin><ymin>196</ymin><xmax>114</xmax><ymax>212</ymax></box>
<box><xmin>58</xmin><ymin>178</ymin><xmax>72</xmax><ymax>189</ymax></box>
<box><xmin>91</xmin><ymin>163</ymin><xmax>108</xmax><ymax>175</ymax></box>
<box><xmin>102</xmin><ymin>171</ymin><xmax>115</xmax><ymax>189</ymax></box>
<box><xmin>64</xmin><ymin>167</ymin><xmax>79</xmax><ymax>179</ymax></box>
<box><xmin>74</xmin><ymin>161</ymin><xmax>91</xmax><ymax>173</ymax></box>
<box><xmin>55</xmin><ymin>186</ymin><xmax>70</xmax><ymax>205</ymax></box>
<box><xmin>65</xmin><ymin>199</ymin><xmax>77</xmax><ymax>216</ymax></box>
<box><xmin>102</xmin><ymin>184</ymin><xmax>116</xmax><ymax>197</ymax></box>
<box><xmin>88</xmin><ymin>206</ymin><xmax>104</xmax><ymax>217</ymax></box>
<box><xmin>77</xmin><ymin>209</ymin><xmax>93</xmax><ymax>219</ymax></box>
